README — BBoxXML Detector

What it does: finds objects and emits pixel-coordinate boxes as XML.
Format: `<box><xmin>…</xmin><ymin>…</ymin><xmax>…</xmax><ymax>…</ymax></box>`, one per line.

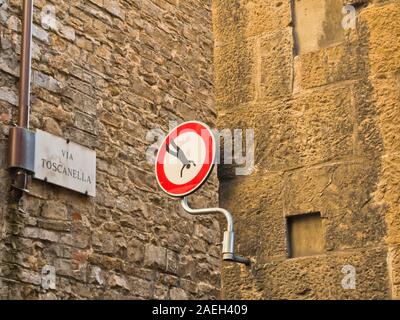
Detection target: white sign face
<box><xmin>163</xmin><ymin>131</ymin><xmax>207</xmax><ymax>185</ymax></box>
<box><xmin>34</xmin><ymin>130</ymin><xmax>96</xmax><ymax>197</ymax></box>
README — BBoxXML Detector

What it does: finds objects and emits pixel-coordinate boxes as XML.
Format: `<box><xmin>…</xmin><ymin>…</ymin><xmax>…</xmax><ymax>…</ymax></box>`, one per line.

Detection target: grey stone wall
<box><xmin>0</xmin><ymin>0</ymin><xmax>220</xmax><ymax>299</ymax></box>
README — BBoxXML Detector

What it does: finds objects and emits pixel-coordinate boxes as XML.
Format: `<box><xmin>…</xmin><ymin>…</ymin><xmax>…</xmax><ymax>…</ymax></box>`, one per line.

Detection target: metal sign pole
<box><xmin>155</xmin><ymin>121</ymin><xmax>250</xmax><ymax>266</ymax></box>
<box><xmin>181</xmin><ymin>197</ymin><xmax>250</xmax><ymax>266</ymax></box>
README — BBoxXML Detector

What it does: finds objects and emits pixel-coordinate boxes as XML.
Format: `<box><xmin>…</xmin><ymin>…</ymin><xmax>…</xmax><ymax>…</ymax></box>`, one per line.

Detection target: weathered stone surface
<box><xmin>215</xmin><ymin>0</ymin><xmax>399</xmax><ymax>300</ymax></box>
<box><xmin>144</xmin><ymin>244</ymin><xmax>167</xmax><ymax>270</ymax></box>
<box><xmin>0</xmin><ymin>0</ymin><xmax>220</xmax><ymax>300</ymax></box>
<box><xmin>41</xmin><ymin>201</ymin><xmax>68</xmax><ymax>221</ymax></box>
<box><xmin>214</xmin><ymin>38</ymin><xmax>256</xmax><ymax>108</ymax></box>
<box><xmin>170</xmin><ymin>287</ymin><xmax>188</xmax><ymax>300</ymax></box>
<box><xmin>259</xmin><ymin>28</ymin><xmax>293</xmax><ymax>102</ymax></box>
<box><xmin>212</xmin><ymin>0</ymin><xmax>292</xmax><ymax>46</ymax></box>
<box><xmin>284</xmin><ymin>162</ymin><xmax>386</xmax><ymax>252</ymax></box>
<box><xmin>219</xmin><ymin>84</ymin><xmax>354</xmax><ymax>171</ymax></box>
<box><xmin>361</xmin><ymin>3</ymin><xmax>400</xmax><ymax>75</ymax></box>
<box><xmin>108</xmin><ymin>274</ymin><xmax>130</xmax><ymax>291</ymax></box>
<box><xmin>0</xmin><ymin>87</ymin><xmax>17</xmax><ymax>105</ymax></box>
<box><xmin>294</xmin><ymin>41</ymin><xmax>366</xmax><ymax>90</ymax></box>
<box><xmin>223</xmin><ymin>247</ymin><xmax>389</xmax><ymax>300</ymax></box>
<box><xmin>220</xmin><ymin>173</ymin><xmax>286</xmax><ymax>260</ymax></box>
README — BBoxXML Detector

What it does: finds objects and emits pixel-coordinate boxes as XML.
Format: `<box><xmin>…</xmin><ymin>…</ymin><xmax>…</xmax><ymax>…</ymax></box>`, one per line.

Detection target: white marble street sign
<box><xmin>34</xmin><ymin>129</ymin><xmax>96</xmax><ymax>197</ymax></box>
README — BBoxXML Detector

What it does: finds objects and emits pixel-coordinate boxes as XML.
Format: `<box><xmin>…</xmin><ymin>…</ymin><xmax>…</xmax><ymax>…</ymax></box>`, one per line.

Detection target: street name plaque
<box><xmin>34</xmin><ymin>130</ymin><xmax>96</xmax><ymax>197</ymax></box>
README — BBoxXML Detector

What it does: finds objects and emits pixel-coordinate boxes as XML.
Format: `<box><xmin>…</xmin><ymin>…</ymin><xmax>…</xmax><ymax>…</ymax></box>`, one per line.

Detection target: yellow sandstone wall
<box><xmin>214</xmin><ymin>0</ymin><xmax>400</xmax><ymax>299</ymax></box>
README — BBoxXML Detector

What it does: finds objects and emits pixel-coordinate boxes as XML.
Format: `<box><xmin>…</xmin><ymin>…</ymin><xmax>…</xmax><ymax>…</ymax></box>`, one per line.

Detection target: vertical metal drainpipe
<box><xmin>18</xmin><ymin>0</ymin><xmax>33</xmax><ymax>129</ymax></box>
<box><xmin>9</xmin><ymin>0</ymin><xmax>34</xmax><ymax>199</ymax></box>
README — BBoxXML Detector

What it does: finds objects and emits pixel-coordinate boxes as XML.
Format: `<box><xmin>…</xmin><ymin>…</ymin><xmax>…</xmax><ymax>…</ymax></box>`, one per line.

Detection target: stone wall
<box><xmin>0</xmin><ymin>0</ymin><xmax>220</xmax><ymax>299</ymax></box>
<box><xmin>214</xmin><ymin>0</ymin><xmax>400</xmax><ymax>299</ymax></box>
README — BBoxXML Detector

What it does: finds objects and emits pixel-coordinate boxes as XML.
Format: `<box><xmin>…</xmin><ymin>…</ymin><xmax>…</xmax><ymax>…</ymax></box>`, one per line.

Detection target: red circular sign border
<box><xmin>155</xmin><ymin>121</ymin><xmax>216</xmax><ymax>198</ymax></box>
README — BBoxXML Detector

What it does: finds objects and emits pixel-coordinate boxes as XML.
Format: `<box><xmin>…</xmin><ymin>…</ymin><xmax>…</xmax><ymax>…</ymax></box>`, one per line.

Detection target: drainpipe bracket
<box><xmin>8</xmin><ymin>126</ymin><xmax>35</xmax><ymax>173</ymax></box>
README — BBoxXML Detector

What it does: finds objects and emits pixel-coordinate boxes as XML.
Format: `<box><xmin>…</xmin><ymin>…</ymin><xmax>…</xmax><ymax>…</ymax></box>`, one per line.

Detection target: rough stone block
<box><xmin>214</xmin><ymin>39</ymin><xmax>256</xmax><ymax>108</ymax></box>
<box><xmin>284</xmin><ymin>161</ymin><xmax>386</xmax><ymax>251</ymax></box>
<box><xmin>260</xmin><ymin>247</ymin><xmax>389</xmax><ymax>299</ymax></box>
<box><xmin>144</xmin><ymin>244</ymin><xmax>167</xmax><ymax>270</ymax></box>
<box><xmin>377</xmin><ymin>154</ymin><xmax>400</xmax><ymax>246</ymax></box>
<box><xmin>361</xmin><ymin>3</ymin><xmax>400</xmax><ymax>75</ymax></box>
<box><xmin>259</xmin><ymin>28</ymin><xmax>293</xmax><ymax>102</ymax></box>
<box><xmin>220</xmin><ymin>173</ymin><xmax>286</xmax><ymax>260</ymax></box>
<box><xmin>170</xmin><ymin>287</ymin><xmax>188</xmax><ymax>300</ymax></box>
<box><xmin>41</xmin><ymin>201</ymin><xmax>68</xmax><ymax>221</ymax></box>
<box><xmin>369</xmin><ymin>75</ymin><xmax>400</xmax><ymax>156</ymax></box>
<box><xmin>213</xmin><ymin>0</ymin><xmax>292</xmax><ymax>45</ymax></box>
<box><xmin>294</xmin><ymin>41</ymin><xmax>365</xmax><ymax>90</ymax></box>
<box><xmin>219</xmin><ymin>84</ymin><xmax>354</xmax><ymax>171</ymax></box>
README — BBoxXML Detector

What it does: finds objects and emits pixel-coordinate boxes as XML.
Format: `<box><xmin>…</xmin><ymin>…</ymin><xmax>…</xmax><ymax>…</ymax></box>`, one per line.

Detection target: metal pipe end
<box><xmin>222</xmin><ymin>231</ymin><xmax>234</xmax><ymax>255</ymax></box>
<box><xmin>223</xmin><ymin>253</ymin><xmax>251</xmax><ymax>266</ymax></box>
<box><xmin>223</xmin><ymin>253</ymin><xmax>234</xmax><ymax>261</ymax></box>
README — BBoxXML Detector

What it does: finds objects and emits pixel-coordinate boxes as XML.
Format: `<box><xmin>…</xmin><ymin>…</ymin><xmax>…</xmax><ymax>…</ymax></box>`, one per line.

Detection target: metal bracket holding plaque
<box><xmin>8</xmin><ymin>129</ymin><xmax>96</xmax><ymax>197</ymax></box>
<box><xmin>155</xmin><ymin>121</ymin><xmax>250</xmax><ymax>266</ymax></box>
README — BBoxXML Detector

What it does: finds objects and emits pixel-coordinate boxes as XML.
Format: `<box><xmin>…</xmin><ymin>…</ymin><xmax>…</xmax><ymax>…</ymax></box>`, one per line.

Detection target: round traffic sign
<box><xmin>155</xmin><ymin>121</ymin><xmax>216</xmax><ymax>197</ymax></box>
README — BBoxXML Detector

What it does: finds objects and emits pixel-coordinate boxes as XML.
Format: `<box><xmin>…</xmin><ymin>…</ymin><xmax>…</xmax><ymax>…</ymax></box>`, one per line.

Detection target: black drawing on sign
<box><xmin>166</xmin><ymin>139</ymin><xmax>196</xmax><ymax>178</ymax></box>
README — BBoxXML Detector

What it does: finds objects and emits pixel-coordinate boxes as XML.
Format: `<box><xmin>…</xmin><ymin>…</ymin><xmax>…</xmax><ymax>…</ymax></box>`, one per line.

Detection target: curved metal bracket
<box><xmin>181</xmin><ymin>197</ymin><xmax>250</xmax><ymax>266</ymax></box>
<box><xmin>8</xmin><ymin>127</ymin><xmax>35</xmax><ymax>173</ymax></box>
